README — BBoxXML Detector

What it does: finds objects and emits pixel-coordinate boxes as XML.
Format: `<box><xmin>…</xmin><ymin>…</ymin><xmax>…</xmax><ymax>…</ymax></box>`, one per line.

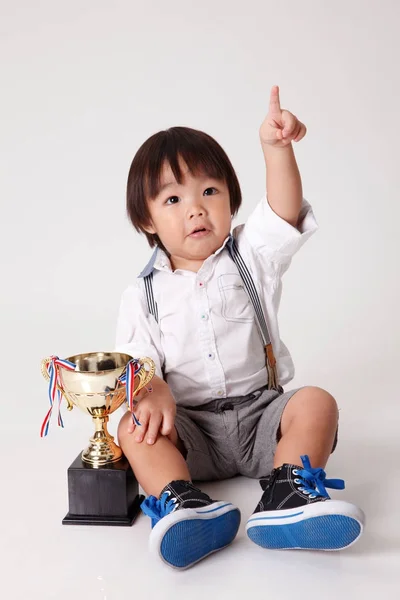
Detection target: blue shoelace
<box><xmin>295</xmin><ymin>455</ymin><xmax>345</xmax><ymax>499</ymax></box>
<box><xmin>141</xmin><ymin>491</ymin><xmax>178</xmax><ymax>527</ymax></box>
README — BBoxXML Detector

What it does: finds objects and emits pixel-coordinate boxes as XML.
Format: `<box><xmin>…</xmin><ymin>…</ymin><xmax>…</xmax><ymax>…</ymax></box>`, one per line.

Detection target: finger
<box><xmin>294</xmin><ymin>123</ymin><xmax>307</xmax><ymax>142</ymax></box>
<box><xmin>134</xmin><ymin>412</ymin><xmax>149</xmax><ymax>443</ymax></box>
<box><xmin>291</xmin><ymin>122</ymin><xmax>302</xmax><ymax>141</ymax></box>
<box><xmin>282</xmin><ymin>122</ymin><xmax>301</xmax><ymax>144</ymax></box>
<box><xmin>281</xmin><ymin>112</ymin><xmax>297</xmax><ymax>138</ymax></box>
<box><xmin>146</xmin><ymin>413</ymin><xmax>163</xmax><ymax>445</ymax></box>
<box><xmin>269</xmin><ymin>85</ymin><xmax>281</xmax><ymax>116</ymax></box>
<box><xmin>160</xmin><ymin>410</ymin><xmax>175</xmax><ymax>436</ymax></box>
<box><xmin>126</xmin><ymin>402</ymin><xmax>140</xmax><ymax>433</ymax></box>
<box><xmin>127</xmin><ymin>418</ymin><xmax>136</xmax><ymax>434</ymax></box>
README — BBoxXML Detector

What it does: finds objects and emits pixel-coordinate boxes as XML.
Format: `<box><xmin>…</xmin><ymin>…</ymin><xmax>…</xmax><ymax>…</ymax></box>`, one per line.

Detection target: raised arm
<box><xmin>259</xmin><ymin>86</ymin><xmax>307</xmax><ymax>228</ymax></box>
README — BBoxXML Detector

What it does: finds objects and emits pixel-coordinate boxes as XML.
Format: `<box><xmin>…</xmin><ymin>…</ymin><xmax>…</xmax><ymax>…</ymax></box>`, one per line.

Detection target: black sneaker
<box><xmin>246</xmin><ymin>455</ymin><xmax>365</xmax><ymax>551</ymax></box>
<box><xmin>141</xmin><ymin>480</ymin><xmax>241</xmax><ymax>569</ymax></box>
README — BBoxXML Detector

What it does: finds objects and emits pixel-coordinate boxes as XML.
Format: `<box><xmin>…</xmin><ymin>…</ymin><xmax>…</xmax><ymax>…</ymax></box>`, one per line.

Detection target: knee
<box><xmin>300</xmin><ymin>386</ymin><xmax>338</xmax><ymax>418</ymax></box>
<box><xmin>280</xmin><ymin>386</ymin><xmax>339</xmax><ymax>437</ymax></box>
<box><xmin>288</xmin><ymin>386</ymin><xmax>338</xmax><ymax>420</ymax></box>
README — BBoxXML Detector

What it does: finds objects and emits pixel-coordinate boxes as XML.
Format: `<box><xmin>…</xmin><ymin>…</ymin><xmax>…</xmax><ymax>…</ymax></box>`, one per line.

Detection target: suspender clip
<box><xmin>265</xmin><ymin>343</ymin><xmax>281</xmax><ymax>393</ymax></box>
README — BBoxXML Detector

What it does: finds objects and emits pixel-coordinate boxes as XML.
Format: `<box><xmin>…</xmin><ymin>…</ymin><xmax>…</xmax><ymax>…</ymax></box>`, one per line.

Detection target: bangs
<box><xmin>144</xmin><ymin>128</ymin><xmax>229</xmax><ymax>199</ymax></box>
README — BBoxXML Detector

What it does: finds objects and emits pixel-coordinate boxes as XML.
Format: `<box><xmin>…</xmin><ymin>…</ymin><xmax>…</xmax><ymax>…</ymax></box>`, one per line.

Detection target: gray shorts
<box><xmin>174</xmin><ymin>385</ymin><xmax>301</xmax><ymax>481</ymax></box>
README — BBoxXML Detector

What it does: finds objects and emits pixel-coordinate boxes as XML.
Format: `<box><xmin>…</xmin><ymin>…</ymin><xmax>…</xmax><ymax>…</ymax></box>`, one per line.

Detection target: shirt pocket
<box><xmin>218</xmin><ymin>273</ymin><xmax>254</xmax><ymax>323</ymax></box>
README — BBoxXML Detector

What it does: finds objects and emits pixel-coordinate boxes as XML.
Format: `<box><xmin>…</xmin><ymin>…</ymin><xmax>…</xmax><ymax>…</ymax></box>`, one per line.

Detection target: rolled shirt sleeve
<box><xmin>115</xmin><ymin>282</ymin><xmax>165</xmax><ymax>378</ymax></box>
<box><xmin>242</xmin><ymin>196</ymin><xmax>318</xmax><ymax>267</ymax></box>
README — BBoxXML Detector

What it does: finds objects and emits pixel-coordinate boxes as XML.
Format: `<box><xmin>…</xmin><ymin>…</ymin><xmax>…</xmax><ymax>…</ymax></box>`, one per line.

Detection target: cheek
<box><xmin>153</xmin><ymin>212</ymin><xmax>181</xmax><ymax>238</ymax></box>
<box><xmin>215</xmin><ymin>203</ymin><xmax>232</xmax><ymax>228</ymax></box>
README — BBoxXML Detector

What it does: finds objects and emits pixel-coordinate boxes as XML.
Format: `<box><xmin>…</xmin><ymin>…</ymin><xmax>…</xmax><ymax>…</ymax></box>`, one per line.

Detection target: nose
<box><xmin>187</xmin><ymin>198</ymin><xmax>205</xmax><ymax>219</ymax></box>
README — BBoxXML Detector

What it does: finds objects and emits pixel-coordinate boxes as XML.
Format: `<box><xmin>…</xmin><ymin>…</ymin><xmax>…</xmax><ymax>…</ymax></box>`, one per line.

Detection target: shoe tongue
<box><xmin>283</xmin><ymin>462</ymin><xmax>302</xmax><ymax>472</ymax></box>
<box><xmin>159</xmin><ymin>479</ymin><xmax>200</xmax><ymax>500</ymax></box>
<box><xmin>280</xmin><ymin>463</ymin><xmax>318</xmax><ymax>489</ymax></box>
<box><xmin>259</xmin><ymin>463</ymin><xmax>298</xmax><ymax>490</ymax></box>
<box><xmin>269</xmin><ymin>463</ymin><xmax>308</xmax><ymax>484</ymax></box>
<box><xmin>281</xmin><ymin>463</ymin><xmax>304</xmax><ymax>478</ymax></box>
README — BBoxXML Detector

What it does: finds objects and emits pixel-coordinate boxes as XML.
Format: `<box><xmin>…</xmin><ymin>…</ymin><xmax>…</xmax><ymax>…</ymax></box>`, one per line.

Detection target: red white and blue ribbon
<box><xmin>40</xmin><ymin>356</ymin><xmax>76</xmax><ymax>437</ymax></box>
<box><xmin>118</xmin><ymin>359</ymin><xmax>141</xmax><ymax>412</ymax></box>
<box><xmin>118</xmin><ymin>359</ymin><xmax>152</xmax><ymax>425</ymax></box>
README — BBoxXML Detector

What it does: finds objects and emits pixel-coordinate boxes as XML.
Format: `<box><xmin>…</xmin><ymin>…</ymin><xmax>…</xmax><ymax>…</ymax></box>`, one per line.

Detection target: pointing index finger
<box><xmin>269</xmin><ymin>85</ymin><xmax>281</xmax><ymax>115</ymax></box>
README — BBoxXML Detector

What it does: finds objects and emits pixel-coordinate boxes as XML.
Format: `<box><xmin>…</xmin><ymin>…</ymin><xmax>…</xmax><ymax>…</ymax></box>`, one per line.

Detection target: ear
<box><xmin>143</xmin><ymin>222</ymin><xmax>156</xmax><ymax>235</ymax></box>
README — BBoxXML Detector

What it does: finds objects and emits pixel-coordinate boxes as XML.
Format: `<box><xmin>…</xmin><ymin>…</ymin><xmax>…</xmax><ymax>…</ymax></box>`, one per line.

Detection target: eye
<box><xmin>165</xmin><ymin>196</ymin><xmax>180</xmax><ymax>205</ymax></box>
<box><xmin>204</xmin><ymin>187</ymin><xmax>218</xmax><ymax>196</ymax></box>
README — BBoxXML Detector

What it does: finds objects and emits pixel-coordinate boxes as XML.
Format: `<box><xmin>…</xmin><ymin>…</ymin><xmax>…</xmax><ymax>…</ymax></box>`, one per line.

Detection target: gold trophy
<box><xmin>41</xmin><ymin>351</ymin><xmax>155</xmax><ymax>525</ymax></box>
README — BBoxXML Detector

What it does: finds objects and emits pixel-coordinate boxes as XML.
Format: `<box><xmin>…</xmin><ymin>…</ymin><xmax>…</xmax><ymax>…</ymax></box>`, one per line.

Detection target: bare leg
<box><xmin>274</xmin><ymin>386</ymin><xmax>338</xmax><ymax>468</ymax></box>
<box><xmin>117</xmin><ymin>411</ymin><xmax>190</xmax><ymax>497</ymax></box>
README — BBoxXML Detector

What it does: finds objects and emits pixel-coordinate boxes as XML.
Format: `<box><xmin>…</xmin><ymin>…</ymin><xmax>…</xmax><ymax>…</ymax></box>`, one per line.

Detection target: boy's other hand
<box><xmin>259</xmin><ymin>85</ymin><xmax>307</xmax><ymax>148</ymax></box>
<box><xmin>127</xmin><ymin>375</ymin><xmax>176</xmax><ymax>445</ymax></box>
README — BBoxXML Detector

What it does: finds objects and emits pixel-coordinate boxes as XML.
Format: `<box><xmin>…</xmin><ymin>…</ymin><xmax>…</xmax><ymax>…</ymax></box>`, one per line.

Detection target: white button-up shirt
<box><xmin>115</xmin><ymin>196</ymin><xmax>318</xmax><ymax>407</ymax></box>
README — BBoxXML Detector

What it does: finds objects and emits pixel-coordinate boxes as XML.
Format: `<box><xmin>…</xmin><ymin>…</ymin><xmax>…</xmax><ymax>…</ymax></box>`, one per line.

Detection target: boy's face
<box><xmin>145</xmin><ymin>160</ymin><xmax>232</xmax><ymax>272</ymax></box>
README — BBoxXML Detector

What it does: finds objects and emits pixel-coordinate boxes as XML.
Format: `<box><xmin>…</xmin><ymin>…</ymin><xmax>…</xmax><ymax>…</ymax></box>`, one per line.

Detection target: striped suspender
<box><xmin>143</xmin><ymin>272</ymin><xmax>158</xmax><ymax>324</ymax></box>
<box><xmin>142</xmin><ymin>240</ymin><xmax>282</xmax><ymax>392</ymax></box>
<box><xmin>226</xmin><ymin>239</ymin><xmax>282</xmax><ymax>392</ymax></box>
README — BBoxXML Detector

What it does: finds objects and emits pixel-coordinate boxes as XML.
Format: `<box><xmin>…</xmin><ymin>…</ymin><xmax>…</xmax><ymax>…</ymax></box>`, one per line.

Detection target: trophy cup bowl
<box><xmin>41</xmin><ymin>351</ymin><xmax>155</xmax><ymax>467</ymax></box>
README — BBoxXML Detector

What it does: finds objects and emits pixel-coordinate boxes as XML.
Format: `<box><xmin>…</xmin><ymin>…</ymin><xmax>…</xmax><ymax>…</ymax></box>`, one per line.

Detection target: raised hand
<box><xmin>259</xmin><ymin>85</ymin><xmax>307</xmax><ymax>148</ymax></box>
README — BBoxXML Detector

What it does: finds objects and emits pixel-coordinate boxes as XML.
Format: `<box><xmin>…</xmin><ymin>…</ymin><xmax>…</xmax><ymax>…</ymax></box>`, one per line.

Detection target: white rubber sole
<box><xmin>149</xmin><ymin>501</ymin><xmax>241</xmax><ymax>569</ymax></box>
<box><xmin>246</xmin><ymin>500</ymin><xmax>365</xmax><ymax>551</ymax></box>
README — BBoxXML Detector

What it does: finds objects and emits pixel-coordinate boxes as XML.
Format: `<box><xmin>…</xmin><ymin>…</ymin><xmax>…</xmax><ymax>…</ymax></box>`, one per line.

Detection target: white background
<box><xmin>1</xmin><ymin>1</ymin><xmax>399</xmax><ymax>598</ymax></box>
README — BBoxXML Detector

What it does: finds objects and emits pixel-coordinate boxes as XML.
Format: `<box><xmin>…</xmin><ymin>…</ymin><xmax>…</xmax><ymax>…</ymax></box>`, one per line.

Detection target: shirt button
<box><xmin>201</xmin><ymin>313</ymin><xmax>209</xmax><ymax>321</ymax></box>
<box><xmin>198</xmin><ymin>281</ymin><xmax>204</xmax><ymax>287</ymax></box>
<box><xmin>207</xmin><ymin>352</ymin><xmax>215</xmax><ymax>360</ymax></box>
<box><xmin>217</xmin><ymin>390</ymin><xmax>224</xmax><ymax>397</ymax></box>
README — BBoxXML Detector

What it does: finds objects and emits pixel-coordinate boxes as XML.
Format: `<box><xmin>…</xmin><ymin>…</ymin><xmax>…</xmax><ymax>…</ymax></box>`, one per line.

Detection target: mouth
<box><xmin>188</xmin><ymin>227</ymin><xmax>210</xmax><ymax>238</ymax></box>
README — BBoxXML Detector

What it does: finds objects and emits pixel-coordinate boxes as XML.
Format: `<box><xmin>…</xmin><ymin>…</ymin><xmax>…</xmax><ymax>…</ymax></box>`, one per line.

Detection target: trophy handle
<box><xmin>41</xmin><ymin>357</ymin><xmax>74</xmax><ymax>411</ymax></box>
<box><xmin>132</xmin><ymin>357</ymin><xmax>156</xmax><ymax>400</ymax></box>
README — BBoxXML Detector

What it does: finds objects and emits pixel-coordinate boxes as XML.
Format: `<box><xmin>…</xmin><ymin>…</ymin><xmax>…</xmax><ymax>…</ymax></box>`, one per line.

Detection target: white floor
<box><xmin>2</xmin><ymin>377</ymin><xmax>400</xmax><ymax>600</ymax></box>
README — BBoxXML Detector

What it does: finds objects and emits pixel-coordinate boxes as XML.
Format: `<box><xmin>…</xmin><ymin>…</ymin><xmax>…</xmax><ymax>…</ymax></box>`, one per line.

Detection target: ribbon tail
<box><xmin>56</xmin><ymin>381</ymin><xmax>64</xmax><ymax>428</ymax></box>
<box><xmin>132</xmin><ymin>413</ymin><xmax>141</xmax><ymax>426</ymax></box>
<box><xmin>57</xmin><ymin>402</ymin><xmax>64</xmax><ymax>428</ymax></box>
<box><xmin>41</xmin><ymin>356</ymin><xmax>74</xmax><ymax>436</ymax></box>
<box><xmin>40</xmin><ymin>406</ymin><xmax>53</xmax><ymax>437</ymax></box>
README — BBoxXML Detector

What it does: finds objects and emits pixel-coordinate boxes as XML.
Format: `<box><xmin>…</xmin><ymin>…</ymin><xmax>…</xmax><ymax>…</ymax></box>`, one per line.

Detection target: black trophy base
<box><xmin>63</xmin><ymin>452</ymin><xmax>144</xmax><ymax>527</ymax></box>
<box><xmin>63</xmin><ymin>493</ymin><xmax>145</xmax><ymax>526</ymax></box>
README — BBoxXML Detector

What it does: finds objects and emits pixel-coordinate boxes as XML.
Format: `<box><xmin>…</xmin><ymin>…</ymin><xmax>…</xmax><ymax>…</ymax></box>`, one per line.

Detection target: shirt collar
<box><xmin>138</xmin><ymin>247</ymin><xmax>159</xmax><ymax>278</ymax></box>
<box><xmin>138</xmin><ymin>234</ymin><xmax>234</xmax><ymax>278</ymax></box>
